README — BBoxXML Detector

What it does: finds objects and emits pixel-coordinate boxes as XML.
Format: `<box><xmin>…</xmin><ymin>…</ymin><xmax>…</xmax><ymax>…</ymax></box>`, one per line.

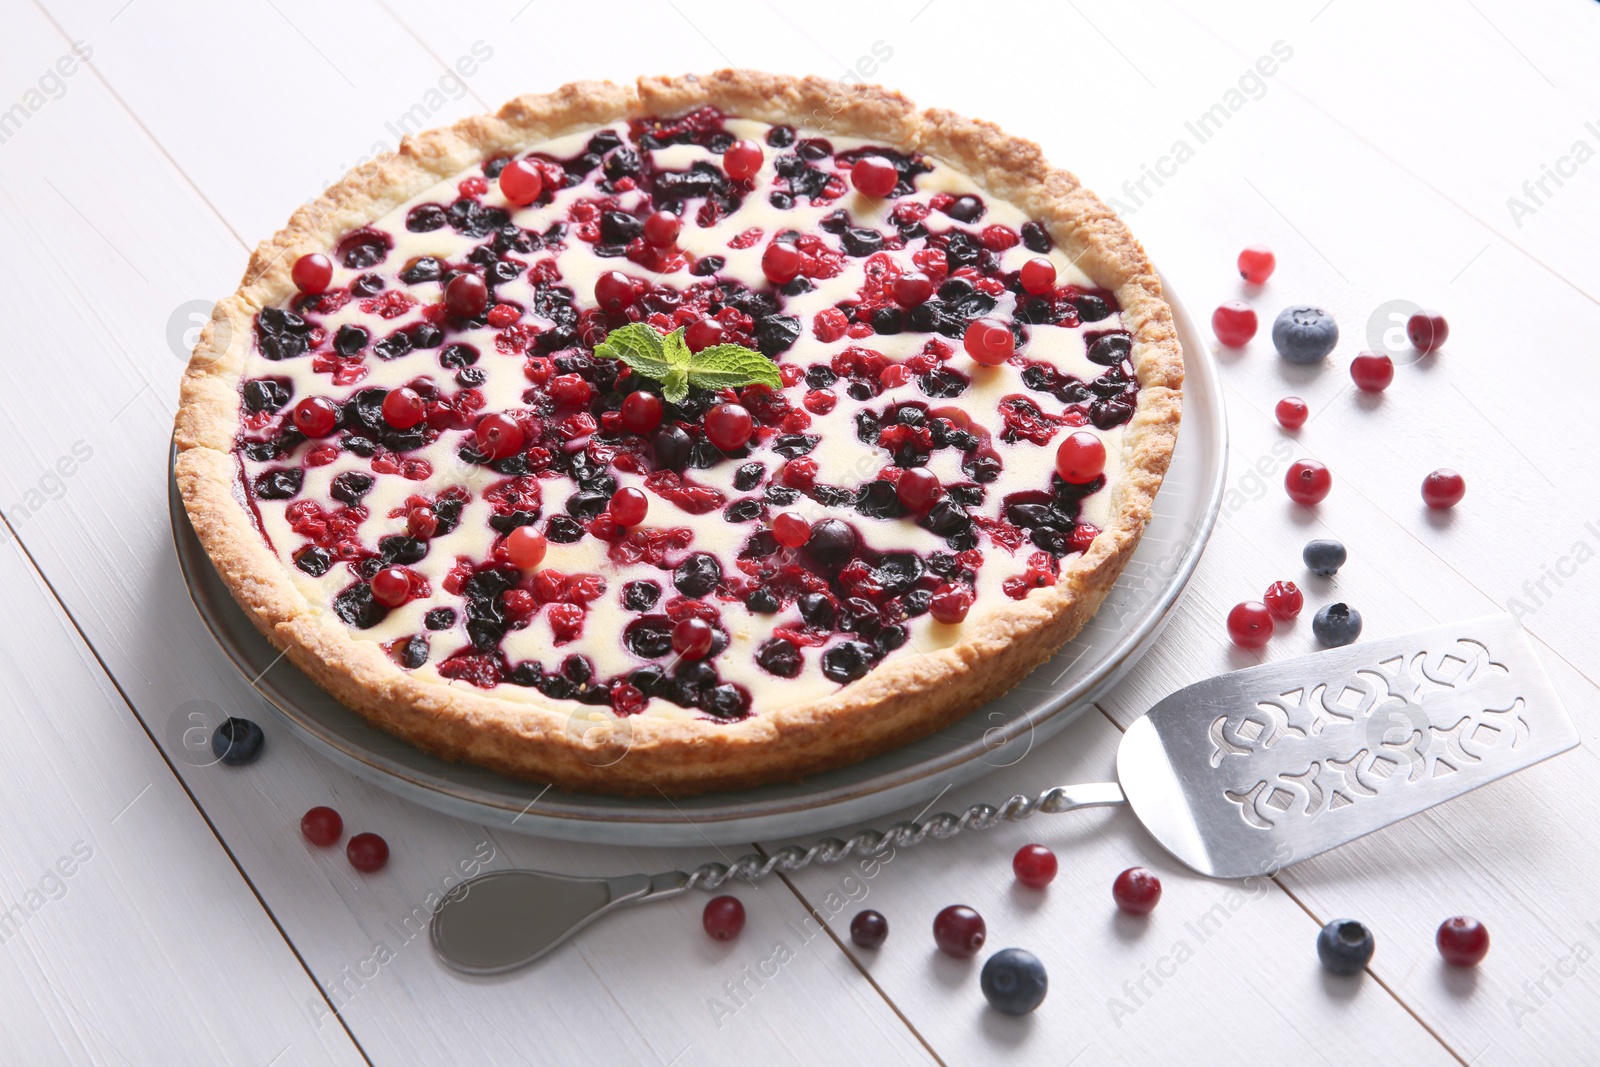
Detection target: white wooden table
<box><xmin>3</xmin><ymin>0</ymin><xmax>1598</xmax><ymax>1061</ymax></box>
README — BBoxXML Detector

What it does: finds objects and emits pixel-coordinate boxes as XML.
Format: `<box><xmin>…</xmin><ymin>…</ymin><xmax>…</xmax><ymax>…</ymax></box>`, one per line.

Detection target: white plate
<box><xmin>170</xmin><ymin>284</ymin><xmax>1224</xmax><ymax>846</ymax></box>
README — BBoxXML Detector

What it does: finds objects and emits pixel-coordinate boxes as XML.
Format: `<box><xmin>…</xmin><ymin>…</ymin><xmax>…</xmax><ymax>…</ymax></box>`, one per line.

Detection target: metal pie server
<box><xmin>431</xmin><ymin>615</ymin><xmax>1577</xmax><ymax>974</ymax></box>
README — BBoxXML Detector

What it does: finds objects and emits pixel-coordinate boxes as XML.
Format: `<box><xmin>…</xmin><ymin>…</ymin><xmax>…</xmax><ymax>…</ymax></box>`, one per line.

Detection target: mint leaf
<box><xmin>660</xmin><ymin>328</ymin><xmax>693</xmax><ymax>370</ymax></box>
<box><xmin>593</xmin><ymin>324</ymin><xmax>779</xmax><ymax>400</ymax></box>
<box><xmin>594</xmin><ymin>322</ymin><xmax>672</xmax><ymax>378</ymax></box>
<box><xmin>661</xmin><ymin>367</ymin><xmax>690</xmax><ymax>405</ymax></box>
<box><xmin>687</xmin><ymin>343</ymin><xmax>783</xmax><ymax>392</ymax></box>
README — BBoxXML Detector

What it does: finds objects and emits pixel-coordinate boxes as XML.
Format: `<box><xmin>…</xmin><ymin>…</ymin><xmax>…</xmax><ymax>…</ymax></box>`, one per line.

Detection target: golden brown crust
<box><xmin>175</xmin><ymin>71</ymin><xmax>1183</xmax><ymax>796</ymax></box>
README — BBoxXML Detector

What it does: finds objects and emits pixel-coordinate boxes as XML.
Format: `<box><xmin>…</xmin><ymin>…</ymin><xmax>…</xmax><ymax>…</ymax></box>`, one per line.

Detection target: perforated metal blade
<box><xmin>1117</xmin><ymin>615</ymin><xmax>1578</xmax><ymax>879</ymax></box>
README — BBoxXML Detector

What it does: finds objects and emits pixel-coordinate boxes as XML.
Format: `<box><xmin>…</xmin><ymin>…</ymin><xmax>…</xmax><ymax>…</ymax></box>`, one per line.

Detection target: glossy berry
<box><xmin>1055</xmin><ymin>431</ymin><xmax>1106</xmax><ymax>484</ymax></box>
<box><xmin>705</xmin><ymin>403</ymin><xmax>754</xmax><ymax>451</ymax></box>
<box><xmin>1019</xmin><ymin>257</ymin><xmax>1057</xmax><ymax>296</ymax></box>
<box><xmin>620</xmin><ymin>391</ymin><xmax>663</xmax><ymax>434</ymax></box>
<box><xmin>292</xmin><ymin>252</ymin><xmax>333</xmax><ymax>294</ymax></box>
<box><xmin>1422</xmin><ymin>468</ymin><xmax>1466</xmax><ymax>509</ymax></box>
<box><xmin>896</xmin><ymin>468</ymin><xmax>943</xmax><ymax>512</ymax></box>
<box><xmin>1264</xmin><ymin>581</ymin><xmax>1303</xmax><ymax>621</ymax></box>
<box><xmin>292</xmin><ymin>396</ymin><xmax>338</xmax><ymax>438</ymax></box>
<box><xmin>1285</xmin><ymin>459</ymin><xmax>1332</xmax><ymax>505</ymax></box>
<box><xmin>381</xmin><ymin>387</ymin><xmax>425</xmax><ymax>429</ymax></box>
<box><xmin>772</xmin><ymin>512</ymin><xmax>811</xmax><ymax>549</ymax></box>
<box><xmin>1312</xmin><ymin>602</ymin><xmax>1363</xmax><ymax>647</ymax></box>
<box><xmin>1302</xmin><ymin>538</ymin><xmax>1347</xmax><ymax>576</ymax></box>
<box><xmin>211</xmin><ymin>717</ymin><xmax>264</xmax><ymax>766</ymax></box>
<box><xmin>850</xmin><ymin>910</ymin><xmax>889</xmax><ymax>949</ymax></box>
<box><xmin>1317</xmin><ymin>919</ymin><xmax>1374</xmax><ymax>975</ymax></box>
<box><xmin>850</xmin><ymin>156</ymin><xmax>898</xmax><ymax>198</ymax></box>
<box><xmin>1237</xmin><ymin>245</ymin><xmax>1276</xmax><ymax>284</ymax></box>
<box><xmin>549</xmin><ymin>374</ymin><xmax>593</xmax><ymax>407</ymax></box>
<box><xmin>964</xmin><ymin>318</ymin><xmax>1015</xmax><ymax>366</ymax></box>
<box><xmin>684</xmin><ymin>317</ymin><xmax>724</xmax><ymax>352</ymax></box>
<box><xmin>929</xmin><ymin>585</ymin><xmax>973</xmax><ymax>625</ymax></box>
<box><xmin>498</xmin><ymin>158</ymin><xmax>544</xmax><ymax>205</ymax></box>
<box><xmin>1272</xmin><ymin>306</ymin><xmax>1339</xmax><ymax>364</ymax></box>
<box><xmin>1436</xmin><ymin>916</ymin><xmax>1489</xmax><ymax>967</ymax></box>
<box><xmin>981</xmin><ymin>949</ymin><xmax>1049</xmax><ymax>1015</ymax></box>
<box><xmin>371</xmin><ymin>567</ymin><xmax>413</xmax><ymax>608</ymax></box>
<box><xmin>346</xmin><ymin>832</ymin><xmax>389</xmax><ymax>873</ymax></box>
<box><xmin>1408</xmin><ymin>310</ymin><xmax>1448</xmax><ymax>353</ymax></box>
<box><xmin>300</xmin><ymin>806</ymin><xmax>343</xmax><ymax>847</ymax></box>
<box><xmin>1350</xmin><ymin>351</ymin><xmax>1394</xmax><ymax>392</ymax></box>
<box><xmin>703</xmin><ymin>895</ymin><xmax>745</xmax><ymax>940</ymax></box>
<box><xmin>407</xmin><ymin>506</ymin><xmax>438</xmax><ymax>539</ymax></box>
<box><xmin>723</xmin><ymin>140</ymin><xmax>764</xmax><ymax>182</ymax></box>
<box><xmin>891</xmin><ymin>271</ymin><xmax>933</xmax><ymax>308</ymax></box>
<box><xmin>444</xmin><ymin>272</ymin><xmax>488</xmax><ymax>317</ymax></box>
<box><xmin>672</xmin><ymin>618</ymin><xmax>714</xmax><ymax>660</ymax></box>
<box><xmin>1112</xmin><ymin>866</ymin><xmax>1162</xmax><ymax>915</ymax></box>
<box><xmin>506</xmin><ymin>527</ymin><xmax>548</xmax><ymax>570</ymax></box>
<box><xmin>1275</xmin><ymin>397</ymin><xmax>1309</xmax><ymax>431</ymax></box>
<box><xmin>642</xmin><ymin>210</ymin><xmax>681</xmax><ymax>248</ymax></box>
<box><xmin>761</xmin><ymin>241</ymin><xmax>802</xmax><ymax>285</ymax></box>
<box><xmin>594</xmin><ymin>270</ymin><xmax>635</xmax><ymax>312</ymax></box>
<box><xmin>1227</xmin><ymin>601</ymin><xmax>1274</xmax><ymax>649</ymax></box>
<box><xmin>474</xmin><ymin>412</ymin><xmax>525</xmax><ymax>460</ymax></box>
<box><xmin>609</xmin><ymin>487</ymin><xmax>648</xmax><ymax>527</ymax></box>
<box><xmin>932</xmin><ymin>904</ymin><xmax>987</xmax><ymax>959</ymax></box>
<box><xmin>1012</xmin><ymin>844</ymin><xmax>1058</xmax><ymax>888</ymax></box>
<box><xmin>1212</xmin><ymin>300</ymin><xmax>1258</xmax><ymax>347</ymax></box>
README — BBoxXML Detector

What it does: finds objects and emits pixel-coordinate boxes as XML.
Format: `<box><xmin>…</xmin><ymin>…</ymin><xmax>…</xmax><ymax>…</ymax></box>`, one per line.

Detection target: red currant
<box><xmin>594</xmin><ymin>270</ymin><xmax>635</xmax><ymax>312</ymax></box>
<box><xmin>684</xmin><ymin>317</ymin><xmax>724</xmax><ymax>352</ymax></box>
<box><xmin>1237</xmin><ymin>245</ymin><xmax>1275</xmax><ymax>285</ymax></box>
<box><xmin>1264</xmin><ymin>581</ymin><xmax>1303</xmax><ymax>621</ymax></box>
<box><xmin>474</xmin><ymin>413</ymin><xmax>525</xmax><ymax>460</ymax></box>
<box><xmin>850</xmin><ymin>910</ymin><xmax>888</xmax><ymax>949</ymax></box>
<box><xmin>929</xmin><ymin>585</ymin><xmax>974</xmax><ymax>625</ymax></box>
<box><xmin>891</xmin><ymin>271</ymin><xmax>933</xmax><ymax>308</ymax></box>
<box><xmin>300</xmin><ymin>806</ymin><xmax>342</xmax><ymax>847</ymax></box>
<box><xmin>1350</xmin><ymin>352</ymin><xmax>1394</xmax><ymax>392</ymax></box>
<box><xmin>444</xmin><ymin>272</ymin><xmax>488</xmax><ymax>318</ymax></box>
<box><xmin>506</xmin><ymin>527</ymin><xmax>547</xmax><ymax>570</ymax></box>
<box><xmin>291</xmin><ymin>252</ymin><xmax>333</xmax><ymax>294</ymax></box>
<box><xmin>1019</xmin><ymin>257</ymin><xmax>1057</xmax><ymax>295</ymax></box>
<box><xmin>1112</xmin><ymin>867</ymin><xmax>1161</xmax><ymax>914</ymax></box>
<box><xmin>772</xmin><ymin>512</ymin><xmax>811</xmax><ymax>549</ymax></box>
<box><xmin>963</xmin><ymin>317</ymin><xmax>1015</xmax><ymax>366</ymax></box>
<box><xmin>620</xmin><ymin>391</ymin><xmax>663</xmax><ymax>434</ymax></box>
<box><xmin>643</xmin><ymin>210</ymin><xmax>681</xmax><ymax>248</ymax></box>
<box><xmin>292</xmin><ymin>396</ymin><xmax>338</xmax><ymax>438</ymax></box>
<box><xmin>407</xmin><ymin>506</ymin><xmax>438</xmax><ymax>539</ymax></box>
<box><xmin>1436</xmin><ymin>916</ymin><xmax>1489</xmax><ymax>967</ymax></box>
<box><xmin>371</xmin><ymin>567</ymin><xmax>413</xmax><ymax>608</ymax></box>
<box><xmin>1422</xmin><ymin>468</ymin><xmax>1465</xmax><ymax>509</ymax></box>
<box><xmin>761</xmin><ymin>242</ymin><xmax>802</xmax><ymax>285</ymax></box>
<box><xmin>1055</xmin><ymin>431</ymin><xmax>1106</xmax><ymax>484</ymax></box>
<box><xmin>1012</xmin><ymin>844</ymin><xmax>1058</xmax><ymax>888</ymax></box>
<box><xmin>1227</xmin><ymin>601</ymin><xmax>1274</xmax><ymax>648</ymax></box>
<box><xmin>550</xmin><ymin>374</ymin><xmax>594</xmax><ymax>408</ymax></box>
<box><xmin>704</xmin><ymin>403</ymin><xmax>754</xmax><ymax>451</ymax></box>
<box><xmin>896</xmin><ymin>468</ymin><xmax>944</xmax><ymax>512</ymax></box>
<box><xmin>1408</xmin><ymin>310</ymin><xmax>1448</xmax><ymax>353</ymax></box>
<box><xmin>1285</xmin><ymin>459</ymin><xmax>1332</xmax><ymax>505</ymax></box>
<box><xmin>1275</xmin><ymin>397</ymin><xmax>1309</xmax><ymax>431</ymax></box>
<box><xmin>609</xmin><ymin>487</ymin><xmax>648</xmax><ymax>527</ymax></box>
<box><xmin>1212</xmin><ymin>300</ymin><xmax>1258</xmax><ymax>347</ymax></box>
<box><xmin>850</xmin><ymin>156</ymin><xmax>898</xmax><ymax>198</ymax></box>
<box><xmin>346</xmin><ymin>832</ymin><xmax>389</xmax><ymax>873</ymax></box>
<box><xmin>381</xmin><ymin>387</ymin><xmax>425</xmax><ymax>429</ymax></box>
<box><xmin>932</xmin><ymin>904</ymin><xmax>986</xmax><ymax>958</ymax></box>
<box><xmin>703</xmin><ymin>895</ymin><xmax>745</xmax><ymax>940</ymax></box>
<box><xmin>672</xmin><ymin>617</ymin><xmax>714</xmax><ymax>660</ymax></box>
<box><xmin>723</xmin><ymin>140</ymin><xmax>764</xmax><ymax>182</ymax></box>
<box><xmin>487</xmin><ymin>303</ymin><xmax>520</xmax><ymax>328</ymax></box>
<box><xmin>498</xmin><ymin>158</ymin><xmax>544</xmax><ymax>205</ymax></box>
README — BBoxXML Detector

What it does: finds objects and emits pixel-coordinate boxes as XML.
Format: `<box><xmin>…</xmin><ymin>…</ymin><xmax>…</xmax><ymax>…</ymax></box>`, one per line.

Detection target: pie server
<box><xmin>430</xmin><ymin>615</ymin><xmax>1576</xmax><ymax>974</ymax></box>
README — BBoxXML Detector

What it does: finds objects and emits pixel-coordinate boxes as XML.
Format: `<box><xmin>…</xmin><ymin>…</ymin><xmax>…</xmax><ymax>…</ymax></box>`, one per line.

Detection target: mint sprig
<box><xmin>594</xmin><ymin>323</ymin><xmax>780</xmax><ymax>405</ymax></box>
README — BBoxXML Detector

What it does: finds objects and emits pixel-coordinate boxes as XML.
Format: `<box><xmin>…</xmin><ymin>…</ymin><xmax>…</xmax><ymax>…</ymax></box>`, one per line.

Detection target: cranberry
<box><xmin>703</xmin><ymin>895</ymin><xmax>745</xmax><ymax>940</ymax></box>
<box><xmin>371</xmin><ymin>567</ymin><xmax>413</xmax><ymax>608</ymax></box>
<box><xmin>850</xmin><ymin>910</ymin><xmax>889</xmax><ymax>949</ymax></box>
<box><xmin>1212</xmin><ymin>300</ymin><xmax>1258</xmax><ymax>347</ymax></box>
<box><xmin>933</xmin><ymin>904</ymin><xmax>986</xmax><ymax>958</ymax></box>
<box><xmin>684</xmin><ymin>317</ymin><xmax>724</xmax><ymax>352</ymax></box>
<box><xmin>1017</xmin><ymin>257</ymin><xmax>1057</xmax><ymax>296</ymax></box>
<box><xmin>1408</xmin><ymin>310</ymin><xmax>1448</xmax><ymax>352</ymax></box>
<box><xmin>1286</xmin><ymin>459</ymin><xmax>1332</xmax><ymax>505</ymax></box>
<box><xmin>609</xmin><ymin>487</ymin><xmax>648</xmax><ymax>527</ymax></box>
<box><xmin>780</xmin><ymin>457</ymin><xmax>818</xmax><ymax>490</ymax></box>
<box><xmin>474</xmin><ymin>413</ymin><xmax>525</xmax><ymax>460</ymax></box>
<box><xmin>1112</xmin><ymin>867</ymin><xmax>1161</xmax><ymax>914</ymax></box>
<box><xmin>1237</xmin><ymin>245</ymin><xmax>1275</xmax><ymax>284</ymax></box>
<box><xmin>1055</xmin><ymin>431</ymin><xmax>1106</xmax><ymax>484</ymax></box>
<box><xmin>1350</xmin><ymin>351</ymin><xmax>1394</xmax><ymax>392</ymax></box>
<box><xmin>292</xmin><ymin>252</ymin><xmax>333</xmax><ymax>294</ymax></box>
<box><xmin>444</xmin><ymin>273</ymin><xmax>488</xmax><ymax>317</ymax></box>
<box><xmin>487</xmin><ymin>303</ymin><xmax>520</xmax><ymax>328</ymax></box>
<box><xmin>595</xmin><ymin>270</ymin><xmax>635</xmax><ymax>312</ymax></box>
<box><xmin>381</xmin><ymin>387</ymin><xmax>425</xmax><ymax>429</ymax></box>
<box><xmin>506</xmin><ymin>527</ymin><xmax>548</xmax><ymax>570</ymax></box>
<box><xmin>292</xmin><ymin>396</ymin><xmax>338</xmax><ymax>438</ymax></box>
<box><xmin>1436</xmin><ymin>916</ymin><xmax>1489</xmax><ymax>967</ymax></box>
<box><xmin>1275</xmin><ymin>397</ymin><xmax>1308</xmax><ymax>431</ymax></box>
<box><xmin>963</xmin><ymin>318</ymin><xmax>1015</xmax><ymax>366</ymax></box>
<box><xmin>346</xmin><ymin>832</ymin><xmax>389</xmax><ymax>873</ymax></box>
<box><xmin>550</xmin><ymin>374</ymin><xmax>593</xmax><ymax>407</ymax></box>
<box><xmin>1422</xmin><ymin>468</ymin><xmax>1465</xmax><ymax>509</ymax></box>
<box><xmin>929</xmin><ymin>585</ymin><xmax>973</xmax><ymax>625</ymax></box>
<box><xmin>850</xmin><ymin>156</ymin><xmax>898</xmax><ymax>198</ymax></box>
<box><xmin>498</xmin><ymin>158</ymin><xmax>544</xmax><ymax>205</ymax></box>
<box><xmin>761</xmin><ymin>242</ymin><xmax>802</xmax><ymax>285</ymax></box>
<box><xmin>1264</xmin><ymin>581</ymin><xmax>1303</xmax><ymax>621</ymax></box>
<box><xmin>672</xmin><ymin>617</ymin><xmax>714</xmax><ymax>660</ymax></box>
<box><xmin>896</xmin><ymin>468</ymin><xmax>944</xmax><ymax>512</ymax></box>
<box><xmin>300</xmin><ymin>805</ymin><xmax>342</xmax><ymax>847</ymax></box>
<box><xmin>723</xmin><ymin>140</ymin><xmax>764</xmax><ymax>182</ymax></box>
<box><xmin>643</xmin><ymin>210</ymin><xmax>681</xmax><ymax>248</ymax></box>
<box><xmin>1227</xmin><ymin>601</ymin><xmax>1274</xmax><ymax>648</ymax></box>
<box><xmin>892</xmin><ymin>271</ymin><xmax>933</xmax><ymax>308</ymax></box>
<box><xmin>1013</xmin><ymin>844</ymin><xmax>1058</xmax><ymax>888</ymax></box>
<box><xmin>620</xmin><ymin>391</ymin><xmax>663</xmax><ymax>434</ymax></box>
<box><xmin>705</xmin><ymin>403</ymin><xmax>754</xmax><ymax>451</ymax></box>
<box><xmin>407</xmin><ymin>506</ymin><xmax>438</xmax><ymax>539</ymax></box>
<box><xmin>772</xmin><ymin>512</ymin><xmax>810</xmax><ymax>549</ymax></box>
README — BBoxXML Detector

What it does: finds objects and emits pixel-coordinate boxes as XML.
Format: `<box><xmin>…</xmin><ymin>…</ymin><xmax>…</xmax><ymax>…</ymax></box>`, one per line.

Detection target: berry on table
<box><xmin>1264</xmin><ymin>580</ymin><xmax>1304</xmax><ymax>621</ymax></box>
<box><xmin>1272</xmin><ymin>306</ymin><xmax>1339</xmax><ymax>364</ymax></box>
<box><xmin>620</xmin><ymin>391</ymin><xmax>664</xmax><ymax>434</ymax></box>
<box><xmin>1422</xmin><ymin>468</ymin><xmax>1466</xmax><ymax>509</ymax></box>
<box><xmin>1212</xmin><ymin>300</ymin><xmax>1258</xmax><ymax>347</ymax></box>
<box><xmin>300</xmin><ymin>806</ymin><xmax>343</xmax><ymax>847</ymax></box>
<box><xmin>1408</xmin><ymin>310</ymin><xmax>1448</xmax><ymax>353</ymax></box>
<box><xmin>705</xmin><ymin>403</ymin><xmax>755</xmax><ymax>451</ymax></box>
<box><xmin>506</xmin><ymin>527</ymin><xmax>548</xmax><ymax>571</ymax></box>
<box><xmin>211</xmin><ymin>717</ymin><xmax>264</xmax><ymax>765</ymax></box>
<box><xmin>980</xmin><ymin>948</ymin><xmax>1049</xmax><ymax>1015</ymax></box>
<box><xmin>1436</xmin><ymin>916</ymin><xmax>1489</xmax><ymax>967</ymax></box>
<box><xmin>1012</xmin><ymin>844</ymin><xmax>1058</xmax><ymax>888</ymax></box>
<box><xmin>474</xmin><ymin>413</ymin><xmax>525</xmax><ymax>460</ymax></box>
<box><xmin>963</xmin><ymin>318</ymin><xmax>1015</xmax><ymax>366</ymax></box>
<box><xmin>609</xmin><ymin>487</ymin><xmax>648</xmax><ymax>527</ymax></box>
<box><xmin>1275</xmin><ymin>397</ymin><xmax>1309</xmax><ymax>431</ymax></box>
<box><xmin>1055</xmin><ymin>431</ymin><xmax>1106</xmax><ymax>484</ymax></box>
<box><xmin>850</xmin><ymin>156</ymin><xmax>899</xmax><ymax>198</ymax></box>
<box><xmin>292</xmin><ymin>252</ymin><xmax>333</xmax><ymax>294</ymax></box>
<box><xmin>1237</xmin><ymin>245</ymin><xmax>1276</xmax><ymax>284</ymax></box>
<box><xmin>703</xmin><ymin>895</ymin><xmax>745</xmax><ymax>940</ymax></box>
<box><xmin>444</xmin><ymin>272</ymin><xmax>488</xmax><ymax>318</ymax></box>
<box><xmin>1312</xmin><ymin>602</ymin><xmax>1363</xmax><ymax>647</ymax></box>
<box><xmin>1285</xmin><ymin>459</ymin><xmax>1332</xmax><ymax>505</ymax></box>
<box><xmin>1019</xmin><ymin>257</ymin><xmax>1057</xmax><ymax>295</ymax></box>
<box><xmin>498</xmin><ymin>158</ymin><xmax>544</xmax><ymax>205</ymax></box>
<box><xmin>1350</xmin><ymin>352</ymin><xmax>1394</xmax><ymax>392</ymax></box>
<box><xmin>933</xmin><ymin>904</ymin><xmax>987</xmax><ymax>958</ymax></box>
<box><xmin>346</xmin><ymin>832</ymin><xmax>389</xmax><ymax>873</ymax></box>
<box><xmin>850</xmin><ymin>910</ymin><xmax>889</xmax><ymax>949</ymax></box>
<box><xmin>1302</xmin><ymin>538</ymin><xmax>1347</xmax><ymax>576</ymax></box>
<box><xmin>1317</xmin><ymin>919</ymin><xmax>1375</xmax><ymax>975</ymax></box>
<box><xmin>293</xmin><ymin>396</ymin><xmax>339</xmax><ymax>438</ymax></box>
<box><xmin>1113</xmin><ymin>867</ymin><xmax>1162</xmax><ymax>914</ymax></box>
<box><xmin>1228</xmin><ymin>601</ymin><xmax>1275</xmax><ymax>649</ymax></box>
<box><xmin>723</xmin><ymin>140</ymin><xmax>764</xmax><ymax>182</ymax></box>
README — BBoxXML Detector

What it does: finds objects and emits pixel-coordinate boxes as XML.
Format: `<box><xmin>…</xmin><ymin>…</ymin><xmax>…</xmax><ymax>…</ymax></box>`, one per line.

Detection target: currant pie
<box><xmin>175</xmin><ymin>72</ymin><xmax>1182</xmax><ymax>795</ymax></box>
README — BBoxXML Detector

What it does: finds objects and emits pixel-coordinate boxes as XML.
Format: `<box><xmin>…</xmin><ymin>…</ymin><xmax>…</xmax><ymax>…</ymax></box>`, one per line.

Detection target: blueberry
<box><xmin>1272</xmin><ymin>306</ymin><xmax>1339</xmax><ymax>364</ymax></box>
<box><xmin>1317</xmin><ymin>919</ymin><xmax>1375</xmax><ymax>976</ymax></box>
<box><xmin>211</xmin><ymin>717</ymin><xmax>265</xmax><ymax>766</ymax></box>
<box><xmin>980</xmin><ymin>948</ymin><xmax>1049</xmax><ymax>1015</ymax></box>
<box><xmin>1312</xmin><ymin>603</ymin><xmax>1363</xmax><ymax>647</ymax></box>
<box><xmin>1302</xmin><ymin>538</ymin><xmax>1347</xmax><ymax>576</ymax></box>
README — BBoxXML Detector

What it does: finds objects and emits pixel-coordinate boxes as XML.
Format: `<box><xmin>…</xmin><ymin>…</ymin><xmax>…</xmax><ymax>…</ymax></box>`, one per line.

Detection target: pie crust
<box><xmin>175</xmin><ymin>71</ymin><xmax>1182</xmax><ymax>796</ymax></box>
